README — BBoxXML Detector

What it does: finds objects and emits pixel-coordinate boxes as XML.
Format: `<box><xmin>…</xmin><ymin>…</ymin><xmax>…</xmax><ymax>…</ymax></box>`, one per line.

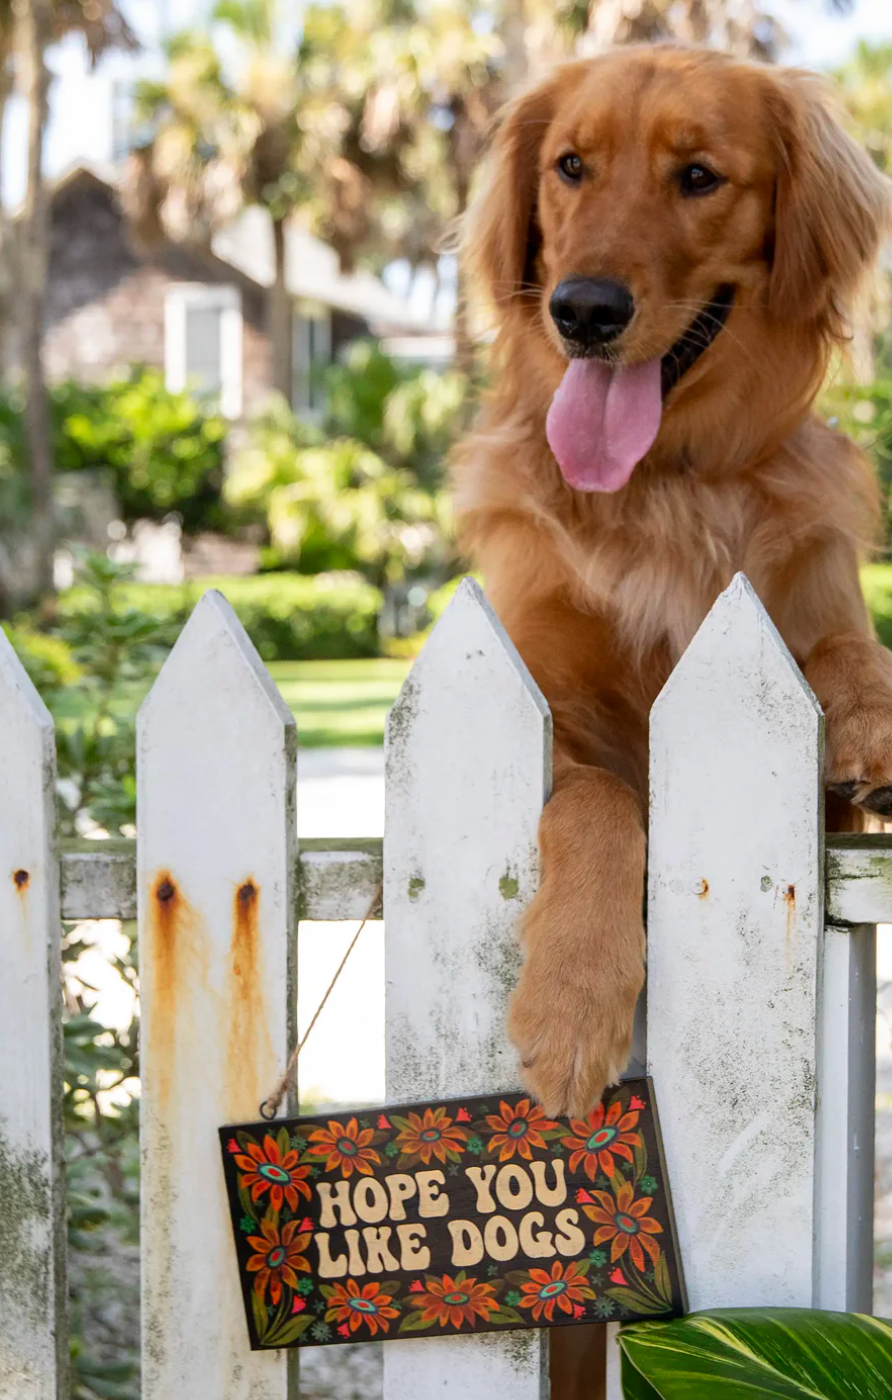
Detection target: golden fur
<box><xmin>453</xmin><ymin>45</ymin><xmax>892</xmax><ymax>1134</ymax></box>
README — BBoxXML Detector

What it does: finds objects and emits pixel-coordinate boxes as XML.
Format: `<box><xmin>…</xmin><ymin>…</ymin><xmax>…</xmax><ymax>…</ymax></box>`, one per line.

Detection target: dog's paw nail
<box><xmin>861</xmin><ymin>785</ymin><xmax>892</xmax><ymax>816</ymax></box>
<box><xmin>829</xmin><ymin>780</ymin><xmax>862</xmax><ymax>800</ymax></box>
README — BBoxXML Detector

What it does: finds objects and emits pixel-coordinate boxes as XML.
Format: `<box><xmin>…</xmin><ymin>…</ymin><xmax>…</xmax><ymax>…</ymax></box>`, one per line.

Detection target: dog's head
<box><xmin>464</xmin><ymin>47</ymin><xmax>891</xmax><ymax>492</ymax></box>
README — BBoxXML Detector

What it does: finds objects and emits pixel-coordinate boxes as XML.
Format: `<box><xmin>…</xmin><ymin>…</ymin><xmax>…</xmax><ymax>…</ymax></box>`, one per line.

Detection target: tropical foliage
<box><xmin>225</xmin><ymin>344</ymin><xmax>462</xmax><ymax>585</ymax></box>
<box><xmin>619</xmin><ymin>1308</ymin><xmax>892</xmax><ymax>1399</ymax></box>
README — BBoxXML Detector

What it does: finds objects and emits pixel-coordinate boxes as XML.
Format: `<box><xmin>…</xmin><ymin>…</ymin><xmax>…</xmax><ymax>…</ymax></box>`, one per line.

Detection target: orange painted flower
<box><xmin>563</xmin><ymin>1100</ymin><xmax>643</xmax><ymax>1182</ymax></box>
<box><xmin>519</xmin><ymin>1260</ymin><xmax>595</xmax><ymax>1323</ymax></box>
<box><xmin>393</xmin><ymin>1107</ymin><xmax>468</xmax><ymax>1165</ymax></box>
<box><xmin>411</xmin><ymin>1273</ymin><xmax>500</xmax><ymax>1328</ymax></box>
<box><xmin>307</xmin><ymin>1117</ymin><xmax>380</xmax><ymax>1178</ymax></box>
<box><xmin>235</xmin><ymin>1130</ymin><xmax>312</xmax><ymax>1212</ymax></box>
<box><xmin>485</xmin><ymin>1098</ymin><xmax>557</xmax><ymax>1161</ymax></box>
<box><xmin>324</xmin><ymin>1279</ymin><xmax>400</xmax><ymax>1336</ymax></box>
<box><xmin>246</xmin><ymin>1218</ymin><xmax>311</xmax><ymax>1305</ymax></box>
<box><xmin>584</xmin><ymin>1179</ymin><xmax>663</xmax><ymax>1273</ymax></box>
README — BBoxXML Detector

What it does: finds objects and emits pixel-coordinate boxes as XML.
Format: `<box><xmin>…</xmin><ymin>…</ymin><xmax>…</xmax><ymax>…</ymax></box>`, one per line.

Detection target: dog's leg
<box><xmin>509</xmin><ymin>760</ymin><xmax>646</xmax><ymax>1118</ymax></box>
<box><xmin>805</xmin><ymin>631</ymin><xmax>892</xmax><ymax>818</ymax></box>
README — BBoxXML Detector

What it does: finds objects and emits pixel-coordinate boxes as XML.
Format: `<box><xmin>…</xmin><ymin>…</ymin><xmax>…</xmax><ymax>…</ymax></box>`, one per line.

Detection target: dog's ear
<box><xmin>766</xmin><ymin>70</ymin><xmax>892</xmax><ymax>328</ymax></box>
<box><xmin>462</xmin><ymin>75</ymin><xmax>564</xmax><ymax>320</ymax></box>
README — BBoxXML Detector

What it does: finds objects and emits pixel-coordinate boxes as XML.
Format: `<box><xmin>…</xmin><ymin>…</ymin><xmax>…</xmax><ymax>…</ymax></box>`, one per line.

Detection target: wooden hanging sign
<box><xmin>219</xmin><ymin>1077</ymin><xmax>686</xmax><ymax>1350</ymax></box>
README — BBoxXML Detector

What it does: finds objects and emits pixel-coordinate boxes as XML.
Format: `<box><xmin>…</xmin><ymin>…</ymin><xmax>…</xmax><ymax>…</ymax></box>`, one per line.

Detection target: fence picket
<box><xmin>138</xmin><ymin>591</ymin><xmax>297</xmax><ymax>1400</ymax></box>
<box><xmin>383</xmin><ymin>578</ymin><xmax>552</xmax><ymax>1400</ymax></box>
<box><xmin>647</xmin><ymin>573</ymin><xmax>824</xmax><ymax>1310</ymax></box>
<box><xmin>0</xmin><ymin>631</ymin><xmax>66</xmax><ymax>1400</ymax></box>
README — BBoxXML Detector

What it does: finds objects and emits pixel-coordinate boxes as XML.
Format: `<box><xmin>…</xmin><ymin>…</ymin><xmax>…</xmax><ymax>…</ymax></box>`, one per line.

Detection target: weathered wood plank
<box><xmin>384</xmin><ymin>578</ymin><xmax>552</xmax><ymax>1400</ymax></box>
<box><xmin>60</xmin><ymin>838</ymin><xmax>382</xmax><ymax>922</ymax></box>
<box><xmin>0</xmin><ymin>629</ymin><xmax>67</xmax><ymax>1399</ymax></box>
<box><xmin>648</xmin><ymin>574</ymin><xmax>824</xmax><ymax>1311</ymax></box>
<box><xmin>60</xmin><ymin>839</ymin><xmax>137</xmax><ymax>921</ymax></box>
<box><xmin>138</xmin><ymin>591</ymin><xmax>297</xmax><ymax>1400</ymax></box>
<box><xmin>826</xmin><ymin>833</ymin><xmax>892</xmax><ymax>925</ymax></box>
<box><xmin>296</xmin><ymin>838</ymin><xmax>382</xmax><ymax>919</ymax></box>
<box><xmin>815</xmin><ymin>923</ymin><xmax>876</xmax><ymax>1310</ymax></box>
<box><xmin>58</xmin><ymin>833</ymin><xmax>892</xmax><ymax>929</ymax></box>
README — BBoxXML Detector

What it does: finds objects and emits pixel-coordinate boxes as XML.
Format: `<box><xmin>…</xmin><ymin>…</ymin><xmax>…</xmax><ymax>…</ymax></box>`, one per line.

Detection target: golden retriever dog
<box><xmin>454</xmin><ymin>45</ymin><xmax>892</xmax><ymax>1134</ymax></box>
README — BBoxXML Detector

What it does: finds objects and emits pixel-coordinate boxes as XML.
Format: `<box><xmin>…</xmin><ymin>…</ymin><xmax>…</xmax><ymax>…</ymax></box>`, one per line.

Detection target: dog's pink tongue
<box><xmin>546</xmin><ymin>358</ymin><xmax>663</xmax><ymax>492</ymax></box>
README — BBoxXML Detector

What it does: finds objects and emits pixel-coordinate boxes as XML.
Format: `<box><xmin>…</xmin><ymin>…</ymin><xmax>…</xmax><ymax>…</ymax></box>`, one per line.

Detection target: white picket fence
<box><xmin>0</xmin><ymin>572</ymin><xmax>885</xmax><ymax>1400</ymax></box>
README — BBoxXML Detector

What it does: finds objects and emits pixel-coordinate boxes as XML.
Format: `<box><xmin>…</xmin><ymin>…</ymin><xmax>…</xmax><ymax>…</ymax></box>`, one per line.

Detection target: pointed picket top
<box><xmin>647</xmin><ymin>571</ymin><xmax>823</xmax><ymax>1315</ymax></box>
<box><xmin>653</xmin><ymin>571</ymin><xmax>822</xmax><ymax>728</ymax></box>
<box><xmin>138</xmin><ymin>589</ymin><xmax>296</xmax><ymax>1400</ymax></box>
<box><xmin>389</xmin><ymin>575</ymin><xmax>552</xmax><ymax>753</ymax></box>
<box><xmin>139</xmin><ymin>588</ymin><xmax>295</xmax><ymax>738</ymax></box>
<box><xmin>0</xmin><ymin>628</ymin><xmax>66</xmax><ymax>1398</ymax></box>
<box><xmin>385</xmin><ymin>577</ymin><xmax>551</xmax><ymax>1400</ymax></box>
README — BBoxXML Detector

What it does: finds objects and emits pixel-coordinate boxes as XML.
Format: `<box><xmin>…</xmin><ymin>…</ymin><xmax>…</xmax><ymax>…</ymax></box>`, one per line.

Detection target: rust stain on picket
<box><xmin>696</xmin><ymin>878</ymin><xmax>709</xmax><ymax>899</ymax></box>
<box><xmin>12</xmin><ymin>868</ymin><xmax>31</xmax><ymax>947</ymax></box>
<box><xmin>149</xmin><ymin>871</ymin><xmax>211</xmax><ymax>1107</ymax></box>
<box><xmin>227</xmin><ymin>878</ymin><xmax>274</xmax><ymax>1117</ymax></box>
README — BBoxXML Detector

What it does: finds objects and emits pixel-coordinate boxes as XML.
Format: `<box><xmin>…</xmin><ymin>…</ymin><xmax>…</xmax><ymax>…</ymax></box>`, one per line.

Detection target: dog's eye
<box><xmin>680</xmin><ymin>163</ymin><xmax>722</xmax><ymax>197</ymax></box>
<box><xmin>557</xmin><ymin>153</ymin><xmax>584</xmax><ymax>184</ymax></box>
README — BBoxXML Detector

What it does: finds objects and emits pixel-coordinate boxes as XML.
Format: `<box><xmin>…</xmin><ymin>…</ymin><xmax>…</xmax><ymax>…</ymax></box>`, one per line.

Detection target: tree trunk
<box><xmin>0</xmin><ymin>53</ymin><xmax>15</xmax><ymax>380</ymax></box>
<box><xmin>270</xmin><ymin>214</ymin><xmax>293</xmax><ymax>404</ymax></box>
<box><xmin>17</xmin><ymin>0</ymin><xmax>55</xmax><ymax>598</ymax></box>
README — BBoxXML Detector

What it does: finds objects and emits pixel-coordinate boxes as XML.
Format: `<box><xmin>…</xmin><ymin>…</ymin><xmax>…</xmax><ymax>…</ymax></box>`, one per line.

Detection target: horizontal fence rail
<box><xmin>59</xmin><ymin>832</ymin><xmax>892</xmax><ymax>926</ymax></box>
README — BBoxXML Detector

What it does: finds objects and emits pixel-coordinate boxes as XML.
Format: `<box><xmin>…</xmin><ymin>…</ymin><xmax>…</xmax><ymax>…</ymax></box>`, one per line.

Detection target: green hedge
<box><xmin>54</xmin><ymin>572</ymin><xmax>383</xmax><ymax>662</ymax></box>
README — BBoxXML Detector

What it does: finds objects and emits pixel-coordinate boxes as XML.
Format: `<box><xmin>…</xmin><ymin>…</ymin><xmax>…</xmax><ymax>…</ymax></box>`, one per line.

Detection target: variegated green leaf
<box><xmin>619</xmin><ymin>1309</ymin><xmax>892</xmax><ymax>1398</ymax></box>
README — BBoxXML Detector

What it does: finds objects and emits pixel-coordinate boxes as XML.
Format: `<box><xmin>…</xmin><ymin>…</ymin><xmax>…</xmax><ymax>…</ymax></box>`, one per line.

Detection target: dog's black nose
<box><xmin>549</xmin><ymin>277</ymin><xmax>635</xmax><ymax>348</ymax></box>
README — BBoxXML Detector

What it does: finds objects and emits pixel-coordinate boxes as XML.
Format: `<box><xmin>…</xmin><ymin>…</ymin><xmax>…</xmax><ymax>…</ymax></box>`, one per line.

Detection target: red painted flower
<box><xmin>584</xmin><ymin>1180</ymin><xmax>663</xmax><ymax>1273</ymax></box>
<box><xmin>519</xmin><ymin>1261</ymin><xmax>594</xmax><ymax>1323</ymax></box>
<box><xmin>563</xmin><ymin>1100</ymin><xmax>643</xmax><ymax>1181</ymax></box>
<box><xmin>235</xmin><ymin>1131</ymin><xmax>312</xmax><ymax>1212</ymax></box>
<box><xmin>246</xmin><ymin>1218</ymin><xmax>311</xmax><ymax>1306</ymax></box>
<box><xmin>325</xmin><ymin>1279</ymin><xmax>400</xmax><ymax>1336</ymax></box>
<box><xmin>411</xmin><ymin>1273</ymin><xmax>500</xmax><ymax>1328</ymax></box>
<box><xmin>485</xmin><ymin>1099</ymin><xmax>557</xmax><ymax>1161</ymax></box>
<box><xmin>394</xmin><ymin>1107</ymin><xmax>468</xmax><ymax>1165</ymax></box>
<box><xmin>610</xmin><ymin>1268</ymin><xmax>626</xmax><ymax>1286</ymax></box>
<box><xmin>307</xmin><ymin>1117</ymin><xmax>380</xmax><ymax>1178</ymax></box>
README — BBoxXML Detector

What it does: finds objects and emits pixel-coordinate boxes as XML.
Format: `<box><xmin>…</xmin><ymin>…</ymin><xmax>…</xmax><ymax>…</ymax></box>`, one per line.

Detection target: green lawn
<box><xmin>267</xmin><ymin>658</ymin><xmax>410</xmax><ymax>747</ymax></box>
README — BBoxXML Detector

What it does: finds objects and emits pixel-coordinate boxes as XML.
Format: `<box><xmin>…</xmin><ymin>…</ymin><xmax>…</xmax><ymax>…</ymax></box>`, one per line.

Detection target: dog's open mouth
<box><xmin>546</xmin><ymin>285</ymin><xmax>736</xmax><ymax>494</ymax></box>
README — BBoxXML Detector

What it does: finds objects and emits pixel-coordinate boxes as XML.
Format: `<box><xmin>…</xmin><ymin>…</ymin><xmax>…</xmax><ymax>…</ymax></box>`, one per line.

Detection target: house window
<box><xmin>165</xmin><ymin>285</ymin><xmax>243</xmax><ymax>418</ymax></box>
<box><xmin>293</xmin><ymin>306</ymin><xmax>332</xmax><ymax>418</ymax></box>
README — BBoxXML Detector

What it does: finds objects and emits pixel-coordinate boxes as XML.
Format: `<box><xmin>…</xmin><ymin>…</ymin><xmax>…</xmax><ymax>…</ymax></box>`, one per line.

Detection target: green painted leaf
<box><xmin>265</xmin><ymin>1313</ymin><xmax>314</xmax><ymax>1347</ymax></box>
<box><xmin>490</xmin><ymin>1305</ymin><xmax>525</xmax><ymax>1326</ymax></box>
<box><xmin>653</xmin><ymin>1253</ymin><xmax>672</xmax><ymax>1305</ymax></box>
<box><xmin>251</xmin><ymin>1289</ymin><xmax>268</xmax><ymax>1342</ymax></box>
<box><xmin>633</xmin><ymin>1138</ymin><xmax>648</xmax><ymax>1183</ymax></box>
<box><xmin>605</xmin><ymin>1286</ymin><xmax>669</xmax><ymax>1317</ymax></box>
<box><xmin>618</xmin><ymin>1310</ymin><xmax>892</xmax><ymax>1398</ymax></box>
<box><xmin>398</xmin><ymin>1308</ymin><xmax>436</xmax><ymax>1335</ymax></box>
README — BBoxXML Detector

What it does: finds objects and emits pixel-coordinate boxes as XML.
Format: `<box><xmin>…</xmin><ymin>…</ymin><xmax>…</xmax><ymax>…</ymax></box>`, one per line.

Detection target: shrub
<box><xmin>53</xmin><ymin>571</ymin><xmax>383</xmax><ymax>662</ymax></box>
<box><xmin>0</xmin><ymin>370</ymin><xmax>228</xmax><ymax>534</ymax></box>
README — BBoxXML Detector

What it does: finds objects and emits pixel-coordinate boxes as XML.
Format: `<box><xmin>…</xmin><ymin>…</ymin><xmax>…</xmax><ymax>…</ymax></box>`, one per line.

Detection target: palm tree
<box><xmin>128</xmin><ymin>0</ymin><xmax>305</xmax><ymax>400</ymax></box>
<box><xmin>13</xmin><ymin>0</ymin><xmax>136</xmax><ymax>599</ymax></box>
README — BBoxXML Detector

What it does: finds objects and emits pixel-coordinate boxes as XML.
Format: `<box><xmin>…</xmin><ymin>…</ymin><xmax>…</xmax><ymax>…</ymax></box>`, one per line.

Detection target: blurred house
<box><xmin>36</xmin><ymin>164</ymin><xmax>438</xmax><ymax>421</ymax></box>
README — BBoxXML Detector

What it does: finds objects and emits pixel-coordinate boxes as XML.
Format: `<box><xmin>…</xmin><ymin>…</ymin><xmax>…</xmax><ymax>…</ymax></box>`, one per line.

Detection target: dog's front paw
<box><xmin>508</xmin><ymin>947</ymin><xmax>641</xmax><ymax>1119</ymax></box>
<box><xmin>806</xmin><ymin>635</ymin><xmax>892</xmax><ymax>817</ymax></box>
<box><xmin>825</xmin><ymin>703</ymin><xmax>892</xmax><ymax>816</ymax></box>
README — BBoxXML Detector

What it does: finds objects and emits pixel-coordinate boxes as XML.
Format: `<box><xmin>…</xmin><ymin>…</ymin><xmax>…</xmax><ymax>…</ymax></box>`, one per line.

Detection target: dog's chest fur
<box><xmin>562</xmin><ymin>470</ymin><xmax>768</xmax><ymax>663</ymax></box>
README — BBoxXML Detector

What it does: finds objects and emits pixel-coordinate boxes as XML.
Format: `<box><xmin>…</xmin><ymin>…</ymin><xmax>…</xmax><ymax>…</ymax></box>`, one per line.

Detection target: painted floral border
<box><xmin>220</xmin><ymin>1079</ymin><xmax>683</xmax><ymax>1349</ymax></box>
